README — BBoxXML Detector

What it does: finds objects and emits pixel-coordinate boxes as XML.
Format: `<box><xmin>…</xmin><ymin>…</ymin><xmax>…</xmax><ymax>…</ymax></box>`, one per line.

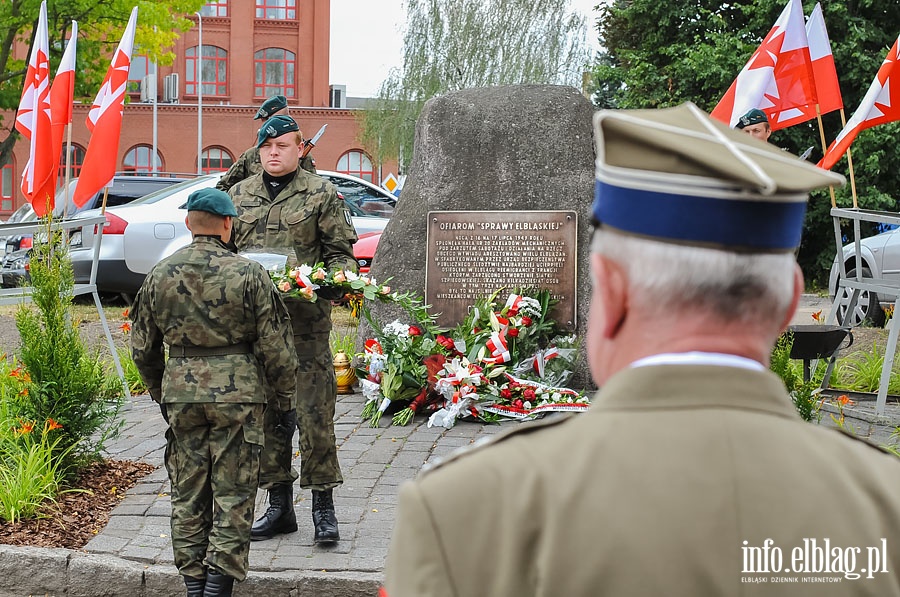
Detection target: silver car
<box><xmin>827</xmin><ymin>227</ymin><xmax>900</xmax><ymax>327</ymax></box>
<box><xmin>70</xmin><ymin>172</ymin><xmax>392</xmax><ymax>300</ymax></box>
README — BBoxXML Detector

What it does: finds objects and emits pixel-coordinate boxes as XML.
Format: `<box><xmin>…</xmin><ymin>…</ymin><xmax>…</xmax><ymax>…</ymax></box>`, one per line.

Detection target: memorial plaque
<box><xmin>426</xmin><ymin>210</ymin><xmax>577</xmax><ymax>330</ymax></box>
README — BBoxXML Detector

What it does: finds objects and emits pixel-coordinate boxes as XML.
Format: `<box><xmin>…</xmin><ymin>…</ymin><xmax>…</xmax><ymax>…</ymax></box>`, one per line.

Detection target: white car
<box><xmin>70</xmin><ymin>171</ymin><xmax>393</xmax><ymax>300</ymax></box>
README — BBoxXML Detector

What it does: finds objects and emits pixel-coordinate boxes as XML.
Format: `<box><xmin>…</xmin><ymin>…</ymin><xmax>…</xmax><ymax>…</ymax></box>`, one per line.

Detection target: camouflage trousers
<box><xmin>164</xmin><ymin>402</ymin><xmax>264</xmax><ymax>581</ymax></box>
<box><xmin>258</xmin><ymin>331</ymin><xmax>343</xmax><ymax>491</ymax></box>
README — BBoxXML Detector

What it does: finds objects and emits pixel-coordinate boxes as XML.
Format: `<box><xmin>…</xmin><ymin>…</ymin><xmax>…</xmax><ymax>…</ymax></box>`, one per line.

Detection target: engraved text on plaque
<box><xmin>425</xmin><ymin>211</ymin><xmax>577</xmax><ymax>329</ymax></box>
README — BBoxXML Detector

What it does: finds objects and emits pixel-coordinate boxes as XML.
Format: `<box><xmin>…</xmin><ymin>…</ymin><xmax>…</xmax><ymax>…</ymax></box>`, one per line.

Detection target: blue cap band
<box><xmin>593</xmin><ymin>180</ymin><xmax>807</xmax><ymax>251</ymax></box>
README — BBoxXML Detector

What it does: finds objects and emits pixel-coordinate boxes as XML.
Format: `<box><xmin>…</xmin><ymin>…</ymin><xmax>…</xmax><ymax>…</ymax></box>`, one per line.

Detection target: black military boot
<box><xmin>312</xmin><ymin>489</ymin><xmax>340</xmax><ymax>543</ymax></box>
<box><xmin>183</xmin><ymin>575</ymin><xmax>205</xmax><ymax>597</ymax></box>
<box><xmin>250</xmin><ymin>484</ymin><xmax>298</xmax><ymax>540</ymax></box>
<box><xmin>202</xmin><ymin>570</ymin><xmax>234</xmax><ymax>597</ymax></box>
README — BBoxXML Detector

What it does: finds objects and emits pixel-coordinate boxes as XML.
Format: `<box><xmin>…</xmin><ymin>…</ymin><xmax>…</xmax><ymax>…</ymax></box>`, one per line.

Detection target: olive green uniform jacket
<box><xmin>228</xmin><ymin>169</ymin><xmax>358</xmax><ymax>335</ymax></box>
<box><xmin>215</xmin><ymin>145</ymin><xmax>317</xmax><ymax>193</ymax></box>
<box><xmin>384</xmin><ymin>365</ymin><xmax>900</xmax><ymax>597</ymax></box>
<box><xmin>130</xmin><ymin>235</ymin><xmax>298</xmax><ymax>410</ymax></box>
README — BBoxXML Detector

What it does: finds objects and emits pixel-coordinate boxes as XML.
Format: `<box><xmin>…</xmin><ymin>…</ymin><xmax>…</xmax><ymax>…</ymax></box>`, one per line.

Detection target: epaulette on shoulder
<box><xmin>419</xmin><ymin>413</ymin><xmax>574</xmax><ymax>476</ymax></box>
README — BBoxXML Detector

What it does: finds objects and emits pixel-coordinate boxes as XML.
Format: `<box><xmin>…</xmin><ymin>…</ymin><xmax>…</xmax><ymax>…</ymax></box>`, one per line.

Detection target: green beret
<box><xmin>184</xmin><ymin>188</ymin><xmax>238</xmax><ymax>217</ymax></box>
<box><xmin>254</xmin><ymin>95</ymin><xmax>288</xmax><ymax>120</ymax></box>
<box><xmin>257</xmin><ymin>115</ymin><xmax>300</xmax><ymax>148</ymax></box>
<box><xmin>736</xmin><ymin>108</ymin><xmax>769</xmax><ymax>129</ymax></box>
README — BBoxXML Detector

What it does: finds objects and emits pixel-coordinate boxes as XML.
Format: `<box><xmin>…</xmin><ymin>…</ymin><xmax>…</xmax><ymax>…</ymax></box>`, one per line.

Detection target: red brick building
<box><xmin>1</xmin><ymin>0</ymin><xmax>397</xmax><ymax>217</ymax></box>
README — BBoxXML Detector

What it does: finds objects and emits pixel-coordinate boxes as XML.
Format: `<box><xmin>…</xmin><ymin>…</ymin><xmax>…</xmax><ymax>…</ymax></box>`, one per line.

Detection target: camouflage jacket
<box><xmin>215</xmin><ymin>145</ymin><xmax>317</xmax><ymax>193</ymax></box>
<box><xmin>228</xmin><ymin>170</ymin><xmax>358</xmax><ymax>335</ymax></box>
<box><xmin>130</xmin><ymin>236</ymin><xmax>298</xmax><ymax>410</ymax></box>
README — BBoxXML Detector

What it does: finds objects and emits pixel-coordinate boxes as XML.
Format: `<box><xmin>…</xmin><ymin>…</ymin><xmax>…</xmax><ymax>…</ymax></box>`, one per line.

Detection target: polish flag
<box><xmin>806</xmin><ymin>3</ymin><xmax>843</xmax><ymax>115</ymax></box>
<box><xmin>73</xmin><ymin>8</ymin><xmax>138</xmax><ymax>206</ymax></box>
<box><xmin>770</xmin><ymin>3</ymin><xmax>844</xmax><ymax>128</ymax></box>
<box><xmin>819</xmin><ymin>34</ymin><xmax>900</xmax><ymax>171</ymax></box>
<box><xmin>14</xmin><ymin>1</ymin><xmax>54</xmax><ymax>216</ymax></box>
<box><xmin>711</xmin><ymin>0</ymin><xmax>817</xmax><ymax>132</ymax></box>
<box><xmin>48</xmin><ymin>22</ymin><xmax>78</xmax><ymax>206</ymax></box>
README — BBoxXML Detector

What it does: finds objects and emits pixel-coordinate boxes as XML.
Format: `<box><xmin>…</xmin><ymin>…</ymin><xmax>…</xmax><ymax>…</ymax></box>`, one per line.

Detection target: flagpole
<box><xmin>838</xmin><ymin>108</ymin><xmax>859</xmax><ymax>208</ymax></box>
<box><xmin>815</xmin><ymin>104</ymin><xmax>837</xmax><ymax>208</ymax></box>
<box><xmin>63</xmin><ymin>124</ymin><xmax>72</xmax><ymax>219</ymax></box>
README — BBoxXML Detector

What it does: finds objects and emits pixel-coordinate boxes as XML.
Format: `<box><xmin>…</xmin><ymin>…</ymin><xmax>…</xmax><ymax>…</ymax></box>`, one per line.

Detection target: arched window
<box><xmin>201</xmin><ymin>147</ymin><xmax>234</xmax><ymax>173</ymax></box>
<box><xmin>127</xmin><ymin>54</ymin><xmax>149</xmax><ymax>93</ymax></box>
<box><xmin>1</xmin><ymin>160</ymin><xmax>14</xmax><ymax>211</ymax></box>
<box><xmin>337</xmin><ymin>150</ymin><xmax>375</xmax><ymax>183</ymax></box>
<box><xmin>123</xmin><ymin>145</ymin><xmax>164</xmax><ymax>174</ymax></box>
<box><xmin>256</xmin><ymin>0</ymin><xmax>296</xmax><ymax>20</ymax></box>
<box><xmin>186</xmin><ymin>46</ymin><xmax>228</xmax><ymax>96</ymax></box>
<box><xmin>254</xmin><ymin>48</ymin><xmax>295</xmax><ymax>98</ymax></box>
<box><xmin>200</xmin><ymin>0</ymin><xmax>228</xmax><ymax>17</ymax></box>
<box><xmin>58</xmin><ymin>143</ymin><xmax>86</xmax><ymax>186</ymax></box>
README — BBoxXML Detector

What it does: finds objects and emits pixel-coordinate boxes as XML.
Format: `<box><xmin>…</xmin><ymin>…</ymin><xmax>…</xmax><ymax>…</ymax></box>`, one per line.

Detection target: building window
<box><xmin>186</xmin><ymin>46</ymin><xmax>228</xmax><ymax>96</ymax></box>
<box><xmin>1</xmin><ymin>162</ymin><xmax>13</xmax><ymax>211</ymax></box>
<box><xmin>200</xmin><ymin>0</ymin><xmax>228</xmax><ymax>17</ymax></box>
<box><xmin>123</xmin><ymin>145</ymin><xmax>163</xmax><ymax>174</ymax></box>
<box><xmin>58</xmin><ymin>143</ymin><xmax>86</xmax><ymax>185</ymax></box>
<box><xmin>127</xmin><ymin>54</ymin><xmax>149</xmax><ymax>93</ymax></box>
<box><xmin>256</xmin><ymin>0</ymin><xmax>296</xmax><ymax>20</ymax></box>
<box><xmin>201</xmin><ymin>147</ymin><xmax>234</xmax><ymax>173</ymax></box>
<box><xmin>254</xmin><ymin>48</ymin><xmax>295</xmax><ymax>98</ymax></box>
<box><xmin>337</xmin><ymin>150</ymin><xmax>375</xmax><ymax>183</ymax></box>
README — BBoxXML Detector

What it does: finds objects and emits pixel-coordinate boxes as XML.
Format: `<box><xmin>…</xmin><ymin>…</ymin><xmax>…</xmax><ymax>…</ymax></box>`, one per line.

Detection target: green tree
<box><xmin>358</xmin><ymin>0</ymin><xmax>590</xmax><ymax>171</ymax></box>
<box><xmin>590</xmin><ymin>0</ymin><xmax>900</xmax><ymax>286</ymax></box>
<box><xmin>0</xmin><ymin>0</ymin><xmax>206</xmax><ymax>170</ymax></box>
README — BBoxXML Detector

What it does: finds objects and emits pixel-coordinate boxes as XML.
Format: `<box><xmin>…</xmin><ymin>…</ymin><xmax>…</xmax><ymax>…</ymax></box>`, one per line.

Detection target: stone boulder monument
<box><xmin>366</xmin><ymin>84</ymin><xmax>596</xmax><ymax>386</ymax></box>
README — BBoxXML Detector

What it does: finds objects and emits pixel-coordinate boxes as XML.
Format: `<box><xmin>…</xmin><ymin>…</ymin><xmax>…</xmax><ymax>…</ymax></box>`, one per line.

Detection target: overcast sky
<box><xmin>329</xmin><ymin>1</ymin><xmax>602</xmax><ymax>98</ymax></box>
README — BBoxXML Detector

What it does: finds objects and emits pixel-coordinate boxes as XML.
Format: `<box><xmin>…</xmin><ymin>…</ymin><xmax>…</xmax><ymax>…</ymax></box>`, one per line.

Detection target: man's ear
<box><xmin>592</xmin><ymin>253</ymin><xmax>628</xmax><ymax>339</ymax></box>
<box><xmin>184</xmin><ymin>215</ymin><xmax>192</xmax><ymax>232</ymax></box>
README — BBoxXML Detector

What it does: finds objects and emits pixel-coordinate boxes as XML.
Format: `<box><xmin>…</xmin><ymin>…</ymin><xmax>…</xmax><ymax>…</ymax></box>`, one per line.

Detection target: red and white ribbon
<box><xmin>504</xmin><ymin>294</ymin><xmax>523</xmax><ymax>316</ymax></box>
<box><xmin>484</xmin><ymin>331</ymin><xmax>511</xmax><ymax>364</ymax></box>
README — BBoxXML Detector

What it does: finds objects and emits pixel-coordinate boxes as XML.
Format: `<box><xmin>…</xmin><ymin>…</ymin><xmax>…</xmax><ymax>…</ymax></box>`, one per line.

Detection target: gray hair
<box><xmin>590</xmin><ymin>229</ymin><xmax>796</xmax><ymax>324</ymax></box>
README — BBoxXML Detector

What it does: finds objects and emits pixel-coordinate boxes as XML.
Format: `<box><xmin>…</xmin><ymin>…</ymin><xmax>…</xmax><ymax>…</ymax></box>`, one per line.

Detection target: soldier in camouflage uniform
<box><xmin>130</xmin><ymin>188</ymin><xmax>298</xmax><ymax>597</ymax></box>
<box><xmin>228</xmin><ymin>114</ymin><xmax>358</xmax><ymax>544</ymax></box>
<box><xmin>215</xmin><ymin>94</ymin><xmax>316</xmax><ymax>193</ymax></box>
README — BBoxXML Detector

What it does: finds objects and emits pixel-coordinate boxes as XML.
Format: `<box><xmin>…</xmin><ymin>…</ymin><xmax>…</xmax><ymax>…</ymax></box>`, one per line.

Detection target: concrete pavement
<box><xmin>0</xmin><ymin>389</ymin><xmax>507</xmax><ymax>596</ymax></box>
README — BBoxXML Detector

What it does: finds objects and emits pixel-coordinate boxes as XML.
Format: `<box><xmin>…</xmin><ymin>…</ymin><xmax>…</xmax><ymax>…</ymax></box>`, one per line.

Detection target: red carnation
<box><xmin>500</xmin><ymin>388</ymin><xmax>513</xmax><ymax>400</ymax></box>
<box><xmin>513</xmin><ymin>399</ymin><xmax>524</xmax><ymax>409</ymax></box>
<box><xmin>523</xmin><ymin>389</ymin><xmax>536</xmax><ymax>400</ymax></box>
<box><xmin>521</xmin><ymin>316</ymin><xmax>533</xmax><ymax>327</ymax></box>
<box><xmin>409</xmin><ymin>326</ymin><xmax>422</xmax><ymax>336</ymax></box>
<box><xmin>508</xmin><ymin>328</ymin><xmax>519</xmax><ymax>337</ymax></box>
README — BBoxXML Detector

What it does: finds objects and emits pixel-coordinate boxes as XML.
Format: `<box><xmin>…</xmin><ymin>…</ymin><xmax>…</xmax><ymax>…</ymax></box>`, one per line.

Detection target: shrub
<box><xmin>770</xmin><ymin>332</ymin><xmax>821</xmax><ymax>422</ymax></box>
<box><xmin>13</xmin><ymin>222</ymin><xmax>123</xmax><ymax>474</ymax></box>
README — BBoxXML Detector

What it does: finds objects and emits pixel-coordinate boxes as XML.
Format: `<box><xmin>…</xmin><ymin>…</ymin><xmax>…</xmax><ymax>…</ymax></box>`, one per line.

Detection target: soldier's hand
<box><xmin>275</xmin><ymin>408</ymin><xmax>297</xmax><ymax>434</ymax></box>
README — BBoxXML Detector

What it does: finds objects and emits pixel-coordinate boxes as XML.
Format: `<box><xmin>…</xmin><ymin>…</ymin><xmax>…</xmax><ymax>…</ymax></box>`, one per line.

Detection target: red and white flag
<box><xmin>711</xmin><ymin>0</ymin><xmax>817</xmax><ymax>131</ymax></box>
<box><xmin>770</xmin><ymin>3</ymin><xmax>844</xmax><ymax>128</ymax></box>
<box><xmin>819</xmin><ymin>34</ymin><xmax>900</xmax><ymax>170</ymax></box>
<box><xmin>74</xmin><ymin>7</ymin><xmax>138</xmax><ymax>206</ymax></box>
<box><xmin>48</xmin><ymin>22</ymin><xmax>78</xmax><ymax>204</ymax></box>
<box><xmin>806</xmin><ymin>3</ymin><xmax>843</xmax><ymax>115</ymax></box>
<box><xmin>14</xmin><ymin>1</ymin><xmax>54</xmax><ymax>216</ymax></box>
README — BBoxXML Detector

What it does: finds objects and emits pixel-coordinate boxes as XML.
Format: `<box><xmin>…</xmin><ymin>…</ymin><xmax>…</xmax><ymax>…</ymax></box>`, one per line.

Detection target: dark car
<box><xmin>0</xmin><ymin>248</ymin><xmax>29</xmax><ymax>289</ymax></box>
<box><xmin>3</xmin><ymin>175</ymin><xmax>189</xmax><ymax>255</ymax></box>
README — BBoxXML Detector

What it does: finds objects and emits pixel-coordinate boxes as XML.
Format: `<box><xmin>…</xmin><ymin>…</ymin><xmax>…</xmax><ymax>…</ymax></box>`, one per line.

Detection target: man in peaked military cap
<box><xmin>736</xmin><ymin>107</ymin><xmax>772</xmax><ymax>143</ymax></box>
<box><xmin>131</xmin><ymin>187</ymin><xmax>299</xmax><ymax>597</ymax></box>
<box><xmin>228</xmin><ymin>114</ymin><xmax>358</xmax><ymax>545</ymax></box>
<box><xmin>215</xmin><ymin>94</ymin><xmax>318</xmax><ymax>192</ymax></box>
<box><xmin>382</xmin><ymin>103</ymin><xmax>900</xmax><ymax>596</ymax></box>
